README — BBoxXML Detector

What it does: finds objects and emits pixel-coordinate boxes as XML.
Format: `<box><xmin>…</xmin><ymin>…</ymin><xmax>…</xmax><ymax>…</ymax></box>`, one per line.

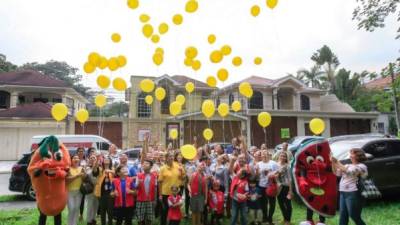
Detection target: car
<box><xmin>275</xmin><ymin>136</ymin><xmax>321</xmax><ymax>155</ymax></box>
<box><xmin>330</xmin><ymin>137</ymin><xmax>400</xmax><ymax>193</ymax></box>
<box><xmin>328</xmin><ymin>133</ymin><xmax>389</xmax><ymax>144</ymax></box>
<box><xmin>120</xmin><ymin>147</ymin><xmax>142</xmax><ymax>166</ymax></box>
<box><xmin>209</xmin><ymin>142</ymin><xmax>232</xmax><ymax>152</ymax></box>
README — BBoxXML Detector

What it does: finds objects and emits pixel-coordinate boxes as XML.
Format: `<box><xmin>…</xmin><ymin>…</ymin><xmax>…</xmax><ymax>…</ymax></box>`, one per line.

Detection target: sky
<box><xmin>1</xmin><ymin>0</ymin><xmax>399</xmax><ymax>101</ymax></box>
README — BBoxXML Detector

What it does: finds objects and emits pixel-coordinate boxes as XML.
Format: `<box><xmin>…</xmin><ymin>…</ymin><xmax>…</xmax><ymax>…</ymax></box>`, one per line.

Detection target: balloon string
<box><xmin>222</xmin><ymin>117</ymin><xmax>225</xmax><ymax>143</ymax></box>
<box><xmin>264</xmin><ymin>128</ymin><xmax>267</xmax><ymax>147</ymax></box>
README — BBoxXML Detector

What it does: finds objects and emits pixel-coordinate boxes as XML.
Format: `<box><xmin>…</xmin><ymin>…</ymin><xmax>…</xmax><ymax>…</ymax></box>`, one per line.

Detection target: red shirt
<box><xmin>167</xmin><ymin>194</ymin><xmax>182</xmax><ymax>221</ymax></box>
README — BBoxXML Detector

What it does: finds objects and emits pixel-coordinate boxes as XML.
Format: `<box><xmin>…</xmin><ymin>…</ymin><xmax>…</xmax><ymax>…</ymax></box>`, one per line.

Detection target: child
<box><xmin>111</xmin><ymin>165</ymin><xmax>136</xmax><ymax>225</ymax></box>
<box><xmin>247</xmin><ymin>176</ymin><xmax>263</xmax><ymax>225</ymax></box>
<box><xmin>168</xmin><ymin>185</ymin><xmax>183</xmax><ymax>225</ymax></box>
<box><xmin>208</xmin><ymin>180</ymin><xmax>225</xmax><ymax>225</ymax></box>
<box><xmin>229</xmin><ymin>168</ymin><xmax>249</xmax><ymax>225</ymax></box>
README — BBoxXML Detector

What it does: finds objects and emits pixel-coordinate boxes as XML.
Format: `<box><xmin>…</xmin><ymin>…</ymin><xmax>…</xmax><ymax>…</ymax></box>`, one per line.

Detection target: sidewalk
<box><xmin>0</xmin><ymin>161</ymin><xmax>16</xmax><ymax>174</ymax></box>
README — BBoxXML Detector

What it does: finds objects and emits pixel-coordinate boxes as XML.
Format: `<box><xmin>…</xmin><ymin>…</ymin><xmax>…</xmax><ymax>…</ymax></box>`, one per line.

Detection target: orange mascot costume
<box><xmin>28</xmin><ymin>135</ymin><xmax>71</xmax><ymax>217</ymax></box>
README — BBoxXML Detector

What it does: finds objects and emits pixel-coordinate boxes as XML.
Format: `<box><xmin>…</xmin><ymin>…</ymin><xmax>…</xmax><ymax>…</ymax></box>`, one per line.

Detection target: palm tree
<box><xmin>297</xmin><ymin>65</ymin><xmax>324</xmax><ymax>88</ymax></box>
<box><xmin>311</xmin><ymin>45</ymin><xmax>340</xmax><ymax>92</ymax></box>
<box><xmin>334</xmin><ymin>68</ymin><xmax>362</xmax><ymax>103</ymax></box>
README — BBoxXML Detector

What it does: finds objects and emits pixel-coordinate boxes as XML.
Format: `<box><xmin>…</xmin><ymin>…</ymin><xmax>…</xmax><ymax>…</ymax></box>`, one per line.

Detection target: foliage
<box><xmin>389</xmin><ymin>116</ymin><xmax>398</xmax><ymax>134</ymax></box>
<box><xmin>19</xmin><ymin>60</ymin><xmax>93</xmax><ymax>98</ymax></box>
<box><xmin>297</xmin><ymin>65</ymin><xmax>324</xmax><ymax>88</ymax></box>
<box><xmin>311</xmin><ymin>45</ymin><xmax>340</xmax><ymax>92</ymax></box>
<box><xmin>353</xmin><ymin>0</ymin><xmax>400</xmax><ymax>39</ymax></box>
<box><xmin>89</xmin><ymin>101</ymin><xmax>129</xmax><ymax>117</ymax></box>
<box><xmin>0</xmin><ymin>54</ymin><xmax>17</xmax><ymax>73</ymax></box>
<box><xmin>334</xmin><ymin>68</ymin><xmax>362</xmax><ymax>103</ymax></box>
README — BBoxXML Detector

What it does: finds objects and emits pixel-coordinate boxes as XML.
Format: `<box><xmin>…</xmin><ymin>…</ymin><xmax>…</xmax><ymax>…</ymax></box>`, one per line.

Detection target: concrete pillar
<box><xmin>273</xmin><ymin>89</ymin><xmax>278</xmax><ymax>110</ymax></box>
<box><xmin>323</xmin><ymin>118</ymin><xmax>331</xmax><ymax>137</ymax></box>
<box><xmin>10</xmin><ymin>91</ymin><xmax>19</xmax><ymax>108</ymax></box>
<box><xmin>297</xmin><ymin>117</ymin><xmax>305</xmax><ymax>136</ymax></box>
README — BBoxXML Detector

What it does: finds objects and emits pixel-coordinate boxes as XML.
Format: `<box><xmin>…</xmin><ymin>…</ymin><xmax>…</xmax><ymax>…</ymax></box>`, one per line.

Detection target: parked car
<box><xmin>330</xmin><ymin>137</ymin><xmax>400</xmax><ymax>193</ymax></box>
<box><xmin>328</xmin><ymin>133</ymin><xmax>389</xmax><ymax>144</ymax></box>
<box><xmin>120</xmin><ymin>147</ymin><xmax>142</xmax><ymax>166</ymax></box>
<box><xmin>275</xmin><ymin>136</ymin><xmax>322</xmax><ymax>155</ymax></box>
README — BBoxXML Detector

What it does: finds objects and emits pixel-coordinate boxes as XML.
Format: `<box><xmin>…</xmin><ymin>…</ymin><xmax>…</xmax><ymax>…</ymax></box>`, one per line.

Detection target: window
<box><xmin>33</xmin><ymin>98</ymin><xmax>48</xmax><ymax>103</ymax></box>
<box><xmin>137</xmin><ymin>92</ymin><xmax>152</xmax><ymax>118</ymax></box>
<box><xmin>364</xmin><ymin>142</ymin><xmax>390</xmax><ymax>158</ymax></box>
<box><xmin>248</xmin><ymin>91</ymin><xmax>263</xmax><ymax>109</ymax></box>
<box><xmin>97</xmin><ymin>142</ymin><xmax>110</xmax><ymax>151</ymax></box>
<box><xmin>161</xmin><ymin>87</ymin><xmax>170</xmax><ymax>114</ymax></box>
<box><xmin>216</xmin><ymin>97</ymin><xmax>220</xmax><ymax>107</ymax></box>
<box><xmin>377</xmin><ymin>122</ymin><xmax>385</xmax><ymax>133</ymax></box>
<box><xmin>229</xmin><ymin>93</ymin><xmax>235</xmax><ymax>105</ymax></box>
<box><xmin>301</xmin><ymin>94</ymin><xmax>310</xmax><ymax>110</ymax></box>
<box><xmin>176</xmin><ymin>91</ymin><xmax>186</xmax><ymax>110</ymax></box>
<box><xmin>0</xmin><ymin>91</ymin><xmax>10</xmax><ymax>109</ymax></box>
<box><xmin>18</xmin><ymin>96</ymin><xmax>25</xmax><ymax>104</ymax></box>
<box><xmin>52</xmin><ymin>98</ymin><xmax>62</xmax><ymax>103</ymax></box>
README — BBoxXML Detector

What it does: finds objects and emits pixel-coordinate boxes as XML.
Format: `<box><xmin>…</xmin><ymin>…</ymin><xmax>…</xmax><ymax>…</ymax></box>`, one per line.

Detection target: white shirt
<box><xmin>337</xmin><ymin>163</ymin><xmax>368</xmax><ymax>192</ymax></box>
<box><xmin>257</xmin><ymin>160</ymin><xmax>279</xmax><ymax>188</ymax></box>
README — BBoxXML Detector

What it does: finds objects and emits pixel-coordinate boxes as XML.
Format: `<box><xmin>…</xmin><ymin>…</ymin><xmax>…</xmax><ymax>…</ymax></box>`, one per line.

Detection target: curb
<box><xmin>0</xmin><ymin>171</ymin><xmax>10</xmax><ymax>174</ymax></box>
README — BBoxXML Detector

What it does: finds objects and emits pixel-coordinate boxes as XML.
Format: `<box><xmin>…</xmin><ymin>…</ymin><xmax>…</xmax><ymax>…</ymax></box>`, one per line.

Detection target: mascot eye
<box><xmin>316</xmin><ymin>155</ymin><xmax>324</xmax><ymax>162</ymax></box>
<box><xmin>306</xmin><ymin>156</ymin><xmax>315</xmax><ymax>164</ymax></box>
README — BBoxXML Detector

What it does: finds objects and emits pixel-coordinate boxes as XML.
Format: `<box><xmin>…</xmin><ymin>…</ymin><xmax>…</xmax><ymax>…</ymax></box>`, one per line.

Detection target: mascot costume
<box><xmin>28</xmin><ymin>135</ymin><xmax>71</xmax><ymax>225</ymax></box>
<box><xmin>292</xmin><ymin>139</ymin><xmax>337</xmax><ymax>225</ymax></box>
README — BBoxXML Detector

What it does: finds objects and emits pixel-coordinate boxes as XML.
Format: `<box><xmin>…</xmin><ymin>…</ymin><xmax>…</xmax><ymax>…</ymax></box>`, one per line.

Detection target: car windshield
<box><xmin>330</xmin><ymin>139</ymin><xmax>366</xmax><ymax>160</ymax></box>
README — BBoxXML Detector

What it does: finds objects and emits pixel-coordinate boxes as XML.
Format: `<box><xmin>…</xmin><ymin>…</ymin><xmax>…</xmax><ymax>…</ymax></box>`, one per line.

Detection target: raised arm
<box><xmin>141</xmin><ymin>133</ymin><xmax>150</xmax><ymax>165</ymax></box>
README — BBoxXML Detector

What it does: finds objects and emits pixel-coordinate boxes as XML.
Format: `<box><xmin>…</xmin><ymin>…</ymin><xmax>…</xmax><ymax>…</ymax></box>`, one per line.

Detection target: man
<box><xmin>135</xmin><ymin>159</ymin><xmax>157</xmax><ymax>225</ymax></box>
<box><xmin>272</xmin><ymin>142</ymin><xmax>293</xmax><ymax>162</ymax></box>
<box><xmin>226</xmin><ymin>137</ymin><xmax>239</xmax><ymax>154</ymax></box>
<box><xmin>108</xmin><ymin>144</ymin><xmax>119</xmax><ymax>167</ymax></box>
<box><xmin>118</xmin><ymin>153</ymin><xmax>137</xmax><ymax>178</ymax></box>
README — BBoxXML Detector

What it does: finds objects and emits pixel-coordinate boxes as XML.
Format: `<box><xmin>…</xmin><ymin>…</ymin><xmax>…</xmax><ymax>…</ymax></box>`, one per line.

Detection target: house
<box><xmin>0</xmin><ymin>70</ymin><xmax>89</xmax><ymax>160</ymax></box>
<box><xmin>127</xmin><ymin>74</ymin><xmax>380</xmax><ymax>148</ymax></box>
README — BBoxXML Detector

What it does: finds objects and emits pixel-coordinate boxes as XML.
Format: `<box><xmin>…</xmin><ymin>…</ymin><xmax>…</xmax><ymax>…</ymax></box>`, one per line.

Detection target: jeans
<box><xmin>68</xmin><ymin>190</ymin><xmax>83</xmax><ymax>225</ymax></box>
<box><xmin>99</xmin><ymin>193</ymin><xmax>114</xmax><ymax>225</ymax></box>
<box><xmin>115</xmin><ymin>207</ymin><xmax>134</xmax><ymax>225</ymax></box>
<box><xmin>230</xmin><ymin>200</ymin><xmax>247</xmax><ymax>225</ymax></box>
<box><xmin>86</xmin><ymin>193</ymin><xmax>99</xmax><ymax>223</ymax></box>
<box><xmin>260</xmin><ymin>187</ymin><xmax>276</xmax><ymax>222</ymax></box>
<box><xmin>160</xmin><ymin>195</ymin><xmax>169</xmax><ymax>225</ymax></box>
<box><xmin>277</xmin><ymin>186</ymin><xmax>292</xmax><ymax>222</ymax></box>
<box><xmin>339</xmin><ymin>191</ymin><xmax>366</xmax><ymax>225</ymax></box>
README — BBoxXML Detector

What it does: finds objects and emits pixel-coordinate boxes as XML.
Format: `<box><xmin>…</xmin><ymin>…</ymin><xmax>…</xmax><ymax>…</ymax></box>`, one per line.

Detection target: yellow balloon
<box><xmin>97</xmin><ymin>75</ymin><xmax>111</xmax><ymax>89</ymax></box>
<box><xmin>170</xmin><ymin>101</ymin><xmax>182</xmax><ymax>116</ymax></box>
<box><xmin>153</xmin><ymin>53</ymin><xmax>164</xmax><ymax>66</ymax></box>
<box><xmin>232</xmin><ymin>56</ymin><xmax>242</xmax><ymax>67</ymax></box>
<box><xmin>309</xmin><ymin>118</ymin><xmax>325</xmax><ymax>135</ymax></box>
<box><xmin>139</xmin><ymin>14</ymin><xmax>150</xmax><ymax>23</ymax></box>
<box><xmin>202</xmin><ymin>100</ymin><xmax>215</xmax><ymax>118</ymax></box>
<box><xmin>208</xmin><ymin>34</ymin><xmax>216</xmax><ymax>44</ymax></box>
<box><xmin>231</xmin><ymin>100</ymin><xmax>242</xmax><ymax>112</ymax></box>
<box><xmin>83</xmin><ymin>62</ymin><xmax>95</xmax><ymax>74</ymax></box>
<box><xmin>117</xmin><ymin>55</ymin><xmax>127</xmax><ymax>67</ymax></box>
<box><xmin>218</xmin><ymin>103</ymin><xmax>229</xmax><ymax>117</ymax></box>
<box><xmin>155</xmin><ymin>87</ymin><xmax>166</xmax><ymax>101</ymax></box>
<box><xmin>217</xmin><ymin>68</ymin><xmax>229</xmax><ymax>82</ymax></box>
<box><xmin>254</xmin><ymin>57</ymin><xmax>263</xmax><ymax>65</ymax></box>
<box><xmin>111</xmin><ymin>33</ymin><xmax>121</xmax><ymax>43</ymax></box>
<box><xmin>192</xmin><ymin>60</ymin><xmax>201</xmax><ymax>71</ymax></box>
<box><xmin>210</xmin><ymin>50</ymin><xmax>223</xmax><ymax>63</ymax></box>
<box><xmin>159</xmin><ymin>23</ymin><xmax>169</xmax><ymax>35</ymax></box>
<box><xmin>169</xmin><ymin>129</ymin><xmax>178</xmax><ymax>140</ymax></box>
<box><xmin>185</xmin><ymin>46</ymin><xmax>198</xmax><ymax>59</ymax></box>
<box><xmin>88</xmin><ymin>52</ymin><xmax>100</xmax><ymax>66</ymax></box>
<box><xmin>206</xmin><ymin>76</ymin><xmax>217</xmax><ymax>88</ymax></box>
<box><xmin>184</xmin><ymin>58</ymin><xmax>193</xmax><ymax>67</ymax></box>
<box><xmin>151</xmin><ymin>34</ymin><xmax>160</xmax><ymax>44</ymax></box>
<box><xmin>185</xmin><ymin>0</ymin><xmax>198</xmax><ymax>13</ymax></box>
<box><xmin>75</xmin><ymin>109</ymin><xmax>89</xmax><ymax>124</ymax></box>
<box><xmin>98</xmin><ymin>57</ymin><xmax>108</xmax><ymax>69</ymax></box>
<box><xmin>258</xmin><ymin>112</ymin><xmax>272</xmax><ymax>128</ymax></box>
<box><xmin>142</xmin><ymin>24</ymin><xmax>154</xmax><ymax>38</ymax></box>
<box><xmin>145</xmin><ymin>95</ymin><xmax>154</xmax><ymax>105</ymax></box>
<box><xmin>176</xmin><ymin>94</ymin><xmax>186</xmax><ymax>105</ymax></box>
<box><xmin>239</xmin><ymin>82</ymin><xmax>253</xmax><ymax>98</ymax></box>
<box><xmin>51</xmin><ymin>103</ymin><xmax>68</xmax><ymax>122</ymax></box>
<box><xmin>95</xmin><ymin>95</ymin><xmax>107</xmax><ymax>108</ymax></box>
<box><xmin>172</xmin><ymin>14</ymin><xmax>183</xmax><ymax>25</ymax></box>
<box><xmin>140</xmin><ymin>79</ymin><xmax>155</xmax><ymax>93</ymax></box>
<box><xmin>180</xmin><ymin>144</ymin><xmax>197</xmax><ymax>160</ymax></box>
<box><xmin>266</xmin><ymin>0</ymin><xmax>278</xmax><ymax>9</ymax></box>
<box><xmin>127</xmin><ymin>0</ymin><xmax>139</xmax><ymax>9</ymax></box>
<box><xmin>221</xmin><ymin>45</ymin><xmax>232</xmax><ymax>56</ymax></box>
<box><xmin>185</xmin><ymin>82</ymin><xmax>195</xmax><ymax>93</ymax></box>
<box><xmin>251</xmin><ymin>5</ymin><xmax>261</xmax><ymax>17</ymax></box>
<box><xmin>113</xmin><ymin>77</ymin><xmax>127</xmax><ymax>91</ymax></box>
<box><xmin>155</xmin><ymin>47</ymin><xmax>164</xmax><ymax>55</ymax></box>
<box><xmin>203</xmin><ymin>128</ymin><xmax>214</xmax><ymax>141</ymax></box>
<box><xmin>108</xmin><ymin>57</ymin><xmax>119</xmax><ymax>71</ymax></box>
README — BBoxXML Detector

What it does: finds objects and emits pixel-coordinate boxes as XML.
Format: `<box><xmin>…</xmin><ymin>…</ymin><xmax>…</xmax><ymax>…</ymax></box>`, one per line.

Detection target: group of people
<box><xmin>63</xmin><ymin>134</ymin><xmax>368</xmax><ymax>225</ymax></box>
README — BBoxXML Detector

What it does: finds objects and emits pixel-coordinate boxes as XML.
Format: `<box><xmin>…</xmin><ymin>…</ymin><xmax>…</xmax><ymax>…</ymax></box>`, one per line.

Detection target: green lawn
<box><xmin>0</xmin><ymin>197</ymin><xmax>399</xmax><ymax>225</ymax></box>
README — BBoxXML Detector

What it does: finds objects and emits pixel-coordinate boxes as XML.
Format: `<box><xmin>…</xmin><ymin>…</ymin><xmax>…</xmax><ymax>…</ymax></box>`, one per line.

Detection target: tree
<box><xmin>89</xmin><ymin>101</ymin><xmax>129</xmax><ymax>117</ymax></box>
<box><xmin>334</xmin><ymin>69</ymin><xmax>362</xmax><ymax>103</ymax></box>
<box><xmin>353</xmin><ymin>0</ymin><xmax>400</xmax><ymax>39</ymax></box>
<box><xmin>311</xmin><ymin>45</ymin><xmax>340</xmax><ymax>92</ymax></box>
<box><xmin>297</xmin><ymin>65</ymin><xmax>324</xmax><ymax>88</ymax></box>
<box><xmin>0</xmin><ymin>53</ymin><xmax>17</xmax><ymax>73</ymax></box>
<box><xmin>19</xmin><ymin>60</ymin><xmax>93</xmax><ymax>98</ymax></box>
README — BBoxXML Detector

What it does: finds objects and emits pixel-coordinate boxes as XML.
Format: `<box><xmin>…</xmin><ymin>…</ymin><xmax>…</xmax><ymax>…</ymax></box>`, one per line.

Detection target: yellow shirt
<box><xmin>159</xmin><ymin>162</ymin><xmax>185</xmax><ymax>195</ymax></box>
<box><xmin>68</xmin><ymin>166</ymin><xmax>83</xmax><ymax>191</ymax></box>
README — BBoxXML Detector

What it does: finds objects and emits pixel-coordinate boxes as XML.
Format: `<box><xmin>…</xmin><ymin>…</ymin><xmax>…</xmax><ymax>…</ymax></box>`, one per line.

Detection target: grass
<box><xmin>0</xmin><ymin>195</ymin><xmax>25</xmax><ymax>203</ymax></box>
<box><xmin>0</xmin><ymin>197</ymin><xmax>399</xmax><ymax>225</ymax></box>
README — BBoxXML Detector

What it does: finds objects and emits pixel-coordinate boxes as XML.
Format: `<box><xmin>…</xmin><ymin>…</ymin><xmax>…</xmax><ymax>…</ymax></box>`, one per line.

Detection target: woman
<box><xmin>275</xmin><ymin>152</ymin><xmax>293</xmax><ymax>225</ymax></box>
<box><xmin>184</xmin><ymin>158</ymin><xmax>197</xmax><ymax>218</ymax></box>
<box><xmin>95</xmin><ymin>156</ymin><xmax>114</xmax><ymax>225</ymax></box>
<box><xmin>67</xmin><ymin>154</ymin><xmax>85</xmax><ymax>225</ymax></box>
<box><xmin>211</xmin><ymin>155</ymin><xmax>229</xmax><ymax>198</ymax></box>
<box><xmin>76</xmin><ymin>147</ymin><xmax>87</xmax><ymax>221</ymax></box>
<box><xmin>174</xmin><ymin>152</ymin><xmax>186</xmax><ymax>195</ymax></box>
<box><xmin>332</xmin><ymin>148</ymin><xmax>368</xmax><ymax>225</ymax></box>
<box><xmin>188</xmin><ymin>162</ymin><xmax>207</xmax><ymax>225</ymax></box>
<box><xmin>85</xmin><ymin>154</ymin><xmax>100</xmax><ymax>225</ymax></box>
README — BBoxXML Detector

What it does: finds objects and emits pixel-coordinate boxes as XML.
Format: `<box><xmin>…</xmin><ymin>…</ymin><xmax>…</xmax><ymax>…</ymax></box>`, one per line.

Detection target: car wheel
<box><xmin>25</xmin><ymin>183</ymin><xmax>36</xmax><ymax>201</ymax></box>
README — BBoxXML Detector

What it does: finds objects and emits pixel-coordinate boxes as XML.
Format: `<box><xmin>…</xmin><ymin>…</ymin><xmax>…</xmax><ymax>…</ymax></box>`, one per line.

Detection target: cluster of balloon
<box><xmin>153</xmin><ymin>47</ymin><xmax>164</xmax><ymax>66</ymax></box>
<box><xmin>95</xmin><ymin>95</ymin><xmax>107</xmax><ymax>108</ymax></box>
<box><xmin>139</xmin><ymin>79</ymin><xmax>155</xmax><ymax>105</ymax></box>
<box><xmin>51</xmin><ymin>103</ymin><xmax>68</xmax><ymax>122</ymax></box>
<box><xmin>201</xmin><ymin>100</ymin><xmax>215</xmax><ymax>118</ymax></box>
<box><xmin>231</xmin><ymin>100</ymin><xmax>242</xmax><ymax>112</ymax></box>
<box><xmin>75</xmin><ymin>109</ymin><xmax>89</xmax><ymax>124</ymax></box>
<box><xmin>130</xmin><ymin>0</ymin><xmax>198</xmax><ymax>44</ymax></box>
<box><xmin>257</xmin><ymin>112</ymin><xmax>272</xmax><ymax>128</ymax></box>
<box><xmin>203</xmin><ymin>128</ymin><xmax>214</xmax><ymax>141</ymax></box>
<box><xmin>185</xmin><ymin>82</ymin><xmax>195</xmax><ymax>93</ymax></box>
<box><xmin>309</xmin><ymin>118</ymin><xmax>325</xmax><ymax>135</ymax></box>
<box><xmin>239</xmin><ymin>82</ymin><xmax>253</xmax><ymax>98</ymax></box>
<box><xmin>113</xmin><ymin>77</ymin><xmax>128</xmax><ymax>91</ymax></box>
<box><xmin>217</xmin><ymin>103</ymin><xmax>229</xmax><ymax>117</ymax></box>
<box><xmin>169</xmin><ymin>129</ymin><xmax>178</xmax><ymax>140</ymax></box>
<box><xmin>184</xmin><ymin>46</ymin><xmax>201</xmax><ymax>71</ymax></box>
<box><xmin>250</xmin><ymin>0</ymin><xmax>279</xmax><ymax>17</ymax></box>
<box><xmin>180</xmin><ymin>144</ymin><xmax>197</xmax><ymax>160</ymax></box>
<box><xmin>84</xmin><ymin>51</ymin><xmax>127</xmax><ymax>74</ymax></box>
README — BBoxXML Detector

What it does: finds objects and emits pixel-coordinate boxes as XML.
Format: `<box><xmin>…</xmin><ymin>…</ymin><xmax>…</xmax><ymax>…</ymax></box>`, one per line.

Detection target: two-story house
<box><xmin>0</xmin><ymin>70</ymin><xmax>88</xmax><ymax>160</ymax></box>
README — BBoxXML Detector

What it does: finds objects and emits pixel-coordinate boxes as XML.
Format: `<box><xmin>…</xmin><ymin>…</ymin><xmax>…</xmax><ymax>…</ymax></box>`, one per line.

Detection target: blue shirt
<box><xmin>112</xmin><ymin>178</ymin><xmax>136</xmax><ymax>207</ymax></box>
<box><xmin>247</xmin><ymin>186</ymin><xmax>262</xmax><ymax>209</ymax></box>
<box><xmin>129</xmin><ymin>166</ymin><xmax>137</xmax><ymax>177</ymax></box>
